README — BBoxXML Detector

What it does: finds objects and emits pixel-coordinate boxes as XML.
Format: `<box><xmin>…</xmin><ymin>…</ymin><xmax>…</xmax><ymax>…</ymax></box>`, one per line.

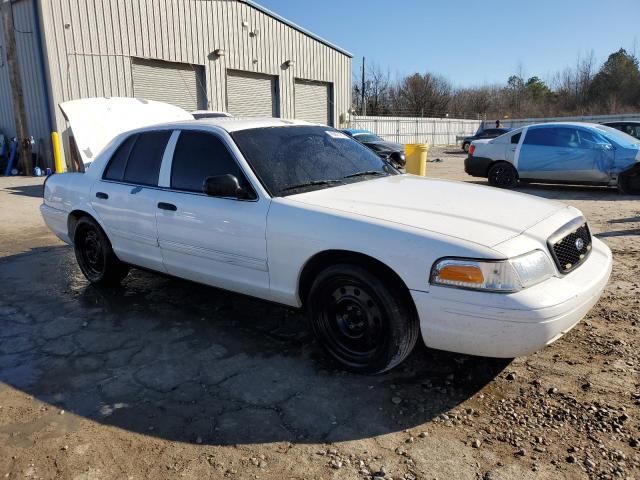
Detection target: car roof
<box><xmin>150</xmin><ymin>117</ymin><xmax>314</xmax><ymax>133</ymax></box>
<box><xmin>507</xmin><ymin>122</ymin><xmax>612</xmax><ymax>133</ymax></box>
<box><xmin>342</xmin><ymin>128</ymin><xmax>372</xmax><ymax>135</ymax></box>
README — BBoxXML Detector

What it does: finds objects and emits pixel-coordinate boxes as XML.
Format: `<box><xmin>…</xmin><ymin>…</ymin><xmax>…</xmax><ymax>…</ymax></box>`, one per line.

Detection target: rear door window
<box><xmin>523</xmin><ymin>128</ymin><xmax>554</xmax><ymax>146</ymax></box>
<box><xmin>170</xmin><ymin>130</ymin><xmax>249</xmax><ymax>193</ymax></box>
<box><xmin>510</xmin><ymin>132</ymin><xmax>522</xmax><ymax>144</ymax></box>
<box><xmin>122</xmin><ymin>131</ymin><xmax>171</xmax><ymax>186</ymax></box>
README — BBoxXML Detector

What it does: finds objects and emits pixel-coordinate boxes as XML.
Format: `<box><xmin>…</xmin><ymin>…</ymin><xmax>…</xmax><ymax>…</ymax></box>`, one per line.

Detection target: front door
<box><xmin>90</xmin><ymin>130</ymin><xmax>172</xmax><ymax>271</ymax></box>
<box><xmin>155</xmin><ymin>129</ymin><xmax>270</xmax><ymax>300</ymax></box>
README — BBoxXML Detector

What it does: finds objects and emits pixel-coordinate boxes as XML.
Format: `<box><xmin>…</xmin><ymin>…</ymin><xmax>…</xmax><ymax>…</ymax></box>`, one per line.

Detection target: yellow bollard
<box><xmin>405</xmin><ymin>143</ymin><xmax>429</xmax><ymax>176</ymax></box>
<box><xmin>51</xmin><ymin>131</ymin><xmax>64</xmax><ymax>173</ymax></box>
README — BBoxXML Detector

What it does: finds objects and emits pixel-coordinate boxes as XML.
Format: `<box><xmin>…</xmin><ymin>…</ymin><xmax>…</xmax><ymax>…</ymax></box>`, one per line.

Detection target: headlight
<box><xmin>430</xmin><ymin>250</ymin><xmax>555</xmax><ymax>292</ymax></box>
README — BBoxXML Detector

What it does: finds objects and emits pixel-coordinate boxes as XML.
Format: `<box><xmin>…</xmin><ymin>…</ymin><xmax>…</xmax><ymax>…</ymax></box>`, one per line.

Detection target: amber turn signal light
<box><xmin>436</xmin><ymin>265</ymin><xmax>485</xmax><ymax>284</ymax></box>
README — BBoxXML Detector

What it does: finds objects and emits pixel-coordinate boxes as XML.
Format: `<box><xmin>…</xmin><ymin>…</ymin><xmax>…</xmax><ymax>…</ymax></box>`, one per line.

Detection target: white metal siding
<box><xmin>295</xmin><ymin>79</ymin><xmax>331</xmax><ymax>126</ymax></box>
<box><xmin>226</xmin><ymin>70</ymin><xmax>278</xmax><ymax>117</ymax></box>
<box><xmin>131</xmin><ymin>58</ymin><xmax>205</xmax><ymax>111</ymax></box>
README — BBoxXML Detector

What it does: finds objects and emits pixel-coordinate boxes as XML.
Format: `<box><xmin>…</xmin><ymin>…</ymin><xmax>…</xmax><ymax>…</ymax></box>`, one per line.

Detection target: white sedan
<box><xmin>41</xmin><ymin>98</ymin><xmax>613</xmax><ymax>373</ymax></box>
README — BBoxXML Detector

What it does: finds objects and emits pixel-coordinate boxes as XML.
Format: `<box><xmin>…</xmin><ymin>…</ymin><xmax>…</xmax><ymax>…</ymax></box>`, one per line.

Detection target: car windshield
<box><xmin>595</xmin><ymin>125</ymin><xmax>640</xmax><ymax>148</ymax></box>
<box><xmin>232</xmin><ymin>126</ymin><xmax>396</xmax><ymax>197</ymax></box>
<box><xmin>354</xmin><ymin>133</ymin><xmax>383</xmax><ymax>143</ymax></box>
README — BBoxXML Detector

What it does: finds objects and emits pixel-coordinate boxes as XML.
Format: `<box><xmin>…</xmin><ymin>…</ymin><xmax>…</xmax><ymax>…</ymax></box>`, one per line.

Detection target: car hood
<box><xmin>364</xmin><ymin>140</ymin><xmax>405</xmax><ymax>153</ymax></box>
<box><xmin>59</xmin><ymin>97</ymin><xmax>193</xmax><ymax>165</ymax></box>
<box><xmin>286</xmin><ymin>175</ymin><xmax>567</xmax><ymax>248</ymax></box>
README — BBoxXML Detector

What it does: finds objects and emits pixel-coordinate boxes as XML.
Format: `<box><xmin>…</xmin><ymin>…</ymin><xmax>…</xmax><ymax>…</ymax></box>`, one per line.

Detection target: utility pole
<box><xmin>361</xmin><ymin>56</ymin><xmax>366</xmax><ymax>116</ymax></box>
<box><xmin>2</xmin><ymin>0</ymin><xmax>32</xmax><ymax>175</ymax></box>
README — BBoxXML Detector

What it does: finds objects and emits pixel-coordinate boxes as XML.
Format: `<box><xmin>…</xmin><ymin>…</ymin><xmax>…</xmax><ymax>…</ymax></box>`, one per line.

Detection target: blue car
<box><xmin>465</xmin><ymin>122</ymin><xmax>640</xmax><ymax>194</ymax></box>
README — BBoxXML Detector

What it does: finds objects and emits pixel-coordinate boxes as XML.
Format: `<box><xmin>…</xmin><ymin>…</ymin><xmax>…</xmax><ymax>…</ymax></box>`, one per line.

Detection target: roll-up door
<box><xmin>294</xmin><ymin>79</ymin><xmax>332</xmax><ymax>126</ymax></box>
<box><xmin>132</xmin><ymin>58</ymin><xmax>206</xmax><ymax>111</ymax></box>
<box><xmin>226</xmin><ymin>70</ymin><xmax>279</xmax><ymax>117</ymax></box>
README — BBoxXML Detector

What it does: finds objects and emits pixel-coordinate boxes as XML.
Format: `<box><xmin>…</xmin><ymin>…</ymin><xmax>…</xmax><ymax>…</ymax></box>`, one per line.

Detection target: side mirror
<box><xmin>203</xmin><ymin>174</ymin><xmax>253</xmax><ymax>199</ymax></box>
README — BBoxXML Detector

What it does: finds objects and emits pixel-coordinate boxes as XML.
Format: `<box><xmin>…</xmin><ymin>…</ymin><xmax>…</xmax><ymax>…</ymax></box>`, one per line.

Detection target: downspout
<box><xmin>32</xmin><ymin>0</ymin><xmax>55</xmax><ymax>167</ymax></box>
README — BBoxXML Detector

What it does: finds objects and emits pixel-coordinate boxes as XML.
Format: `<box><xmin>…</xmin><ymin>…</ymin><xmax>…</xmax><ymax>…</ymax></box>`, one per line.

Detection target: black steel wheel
<box><xmin>488</xmin><ymin>162</ymin><xmax>518</xmax><ymax>188</ymax></box>
<box><xmin>308</xmin><ymin>264</ymin><xmax>419</xmax><ymax>373</ymax></box>
<box><xmin>74</xmin><ymin>216</ymin><xmax>129</xmax><ymax>286</ymax></box>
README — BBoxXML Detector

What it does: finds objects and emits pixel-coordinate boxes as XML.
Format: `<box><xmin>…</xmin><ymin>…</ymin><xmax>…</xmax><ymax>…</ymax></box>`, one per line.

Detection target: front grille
<box><xmin>548</xmin><ymin>221</ymin><xmax>592</xmax><ymax>274</ymax></box>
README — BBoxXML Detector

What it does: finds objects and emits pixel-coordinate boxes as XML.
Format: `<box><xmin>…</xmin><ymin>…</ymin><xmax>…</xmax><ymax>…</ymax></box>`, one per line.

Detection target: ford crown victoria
<box><xmin>41</xmin><ymin>98</ymin><xmax>613</xmax><ymax>373</ymax></box>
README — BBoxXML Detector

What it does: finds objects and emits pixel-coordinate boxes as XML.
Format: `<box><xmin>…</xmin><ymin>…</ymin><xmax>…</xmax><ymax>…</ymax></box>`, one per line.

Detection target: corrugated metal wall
<box><xmin>38</xmin><ymin>0</ymin><xmax>352</xmax><ymax>166</ymax></box>
<box><xmin>0</xmin><ymin>0</ymin><xmax>51</xmax><ymax>165</ymax></box>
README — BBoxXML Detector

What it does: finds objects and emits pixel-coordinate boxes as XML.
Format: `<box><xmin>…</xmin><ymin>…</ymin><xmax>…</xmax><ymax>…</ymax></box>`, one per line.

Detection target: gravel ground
<box><xmin>0</xmin><ymin>148</ymin><xmax>638</xmax><ymax>480</ymax></box>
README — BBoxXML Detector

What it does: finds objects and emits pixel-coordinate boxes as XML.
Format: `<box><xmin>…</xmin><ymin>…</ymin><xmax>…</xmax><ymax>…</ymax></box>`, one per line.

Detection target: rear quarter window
<box><xmin>122</xmin><ymin>131</ymin><xmax>172</xmax><ymax>186</ymax></box>
<box><xmin>103</xmin><ymin>135</ymin><xmax>136</xmax><ymax>181</ymax></box>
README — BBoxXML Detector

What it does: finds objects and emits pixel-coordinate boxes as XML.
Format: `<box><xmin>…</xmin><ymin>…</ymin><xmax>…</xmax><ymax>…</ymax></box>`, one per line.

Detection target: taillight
<box><xmin>469</xmin><ymin>145</ymin><xmax>475</xmax><ymax>156</ymax></box>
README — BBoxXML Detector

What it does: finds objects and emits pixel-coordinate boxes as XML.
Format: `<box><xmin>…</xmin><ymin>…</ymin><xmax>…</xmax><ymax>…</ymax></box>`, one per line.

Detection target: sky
<box><xmin>256</xmin><ymin>0</ymin><xmax>640</xmax><ymax>88</ymax></box>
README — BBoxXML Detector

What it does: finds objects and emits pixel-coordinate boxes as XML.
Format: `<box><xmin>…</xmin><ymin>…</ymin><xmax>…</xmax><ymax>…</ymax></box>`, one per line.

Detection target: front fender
<box><xmin>265</xmin><ymin>199</ymin><xmax>500</xmax><ymax>307</ymax></box>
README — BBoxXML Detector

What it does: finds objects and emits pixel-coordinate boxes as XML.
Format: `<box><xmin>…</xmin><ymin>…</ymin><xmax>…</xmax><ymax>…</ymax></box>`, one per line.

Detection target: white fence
<box><xmin>350</xmin><ymin>113</ymin><xmax>640</xmax><ymax>146</ymax></box>
<box><xmin>349</xmin><ymin>116</ymin><xmax>482</xmax><ymax>146</ymax></box>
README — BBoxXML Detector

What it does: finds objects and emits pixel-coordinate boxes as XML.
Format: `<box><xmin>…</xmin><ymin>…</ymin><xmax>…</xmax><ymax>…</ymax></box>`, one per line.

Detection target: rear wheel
<box><xmin>308</xmin><ymin>264</ymin><xmax>419</xmax><ymax>374</ymax></box>
<box><xmin>74</xmin><ymin>217</ymin><xmax>129</xmax><ymax>286</ymax></box>
<box><xmin>463</xmin><ymin>142</ymin><xmax>470</xmax><ymax>153</ymax></box>
<box><xmin>488</xmin><ymin>162</ymin><xmax>518</xmax><ymax>188</ymax></box>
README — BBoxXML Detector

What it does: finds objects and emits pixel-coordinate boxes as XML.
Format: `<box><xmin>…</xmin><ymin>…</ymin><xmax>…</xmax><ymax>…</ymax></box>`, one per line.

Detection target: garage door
<box><xmin>226</xmin><ymin>70</ymin><xmax>279</xmax><ymax>117</ymax></box>
<box><xmin>132</xmin><ymin>58</ymin><xmax>206</xmax><ymax>111</ymax></box>
<box><xmin>295</xmin><ymin>79</ymin><xmax>332</xmax><ymax>126</ymax></box>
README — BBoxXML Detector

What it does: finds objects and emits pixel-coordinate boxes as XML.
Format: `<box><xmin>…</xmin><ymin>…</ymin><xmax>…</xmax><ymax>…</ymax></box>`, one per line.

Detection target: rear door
<box><xmin>155</xmin><ymin>128</ymin><xmax>271</xmax><ymax>299</ymax></box>
<box><xmin>91</xmin><ymin>130</ymin><xmax>172</xmax><ymax>271</ymax></box>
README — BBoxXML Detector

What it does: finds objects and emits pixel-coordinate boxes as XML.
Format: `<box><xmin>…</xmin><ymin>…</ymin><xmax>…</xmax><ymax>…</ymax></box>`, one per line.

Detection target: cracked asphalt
<box><xmin>0</xmin><ymin>151</ymin><xmax>639</xmax><ymax>479</ymax></box>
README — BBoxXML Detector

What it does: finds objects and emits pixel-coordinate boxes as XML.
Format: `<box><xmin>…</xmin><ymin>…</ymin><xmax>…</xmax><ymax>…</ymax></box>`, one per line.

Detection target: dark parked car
<box><xmin>461</xmin><ymin>128</ymin><xmax>512</xmax><ymax>152</ymax></box>
<box><xmin>341</xmin><ymin>129</ymin><xmax>406</xmax><ymax>168</ymax></box>
<box><xmin>601</xmin><ymin>121</ymin><xmax>640</xmax><ymax>140</ymax></box>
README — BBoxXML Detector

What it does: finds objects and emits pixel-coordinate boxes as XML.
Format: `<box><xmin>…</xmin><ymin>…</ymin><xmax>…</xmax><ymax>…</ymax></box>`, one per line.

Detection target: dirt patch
<box><xmin>0</xmin><ymin>161</ymin><xmax>638</xmax><ymax>480</ymax></box>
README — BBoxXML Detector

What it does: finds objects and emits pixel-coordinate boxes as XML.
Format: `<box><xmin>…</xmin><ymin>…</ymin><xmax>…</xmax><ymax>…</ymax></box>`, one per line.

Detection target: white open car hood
<box><xmin>59</xmin><ymin>97</ymin><xmax>193</xmax><ymax>165</ymax></box>
<box><xmin>286</xmin><ymin>175</ymin><xmax>567</xmax><ymax>248</ymax></box>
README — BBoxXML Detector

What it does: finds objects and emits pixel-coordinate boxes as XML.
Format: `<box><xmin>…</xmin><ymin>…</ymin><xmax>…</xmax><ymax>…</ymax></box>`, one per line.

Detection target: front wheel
<box><xmin>74</xmin><ymin>217</ymin><xmax>129</xmax><ymax>286</ymax></box>
<box><xmin>488</xmin><ymin>162</ymin><xmax>518</xmax><ymax>188</ymax></box>
<box><xmin>463</xmin><ymin>142</ymin><xmax>470</xmax><ymax>153</ymax></box>
<box><xmin>308</xmin><ymin>264</ymin><xmax>419</xmax><ymax>374</ymax></box>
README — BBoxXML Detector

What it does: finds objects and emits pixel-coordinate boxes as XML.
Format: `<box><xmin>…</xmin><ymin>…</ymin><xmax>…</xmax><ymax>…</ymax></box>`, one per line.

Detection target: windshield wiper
<box><xmin>280</xmin><ymin>179</ymin><xmax>344</xmax><ymax>193</ymax></box>
<box><xmin>343</xmin><ymin>170</ymin><xmax>388</xmax><ymax>179</ymax></box>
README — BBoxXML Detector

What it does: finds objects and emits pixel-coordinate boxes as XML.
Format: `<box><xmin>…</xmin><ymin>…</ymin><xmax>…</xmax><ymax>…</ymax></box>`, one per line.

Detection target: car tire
<box><xmin>308</xmin><ymin>263</ymin><xmax>419</xmax><ymax>374</ymax></box>
<box><xmin>463</xmin><ymin>142</ymin><xmax>470</xmax><ymax>153</ymax></box>
<box><xmin>74</xmin><ymin>216</ymin><xmax>130</xmax><ymax>286</ymax></box>
<box><xmin>618</xmin><ymin>168</ymin><xmax>640</xmax><ymax>195</ymax></box>
<box><xmin>488</xmin><ymin>162</ymin><xmax>519</xmax><ymax>188</ymax></box>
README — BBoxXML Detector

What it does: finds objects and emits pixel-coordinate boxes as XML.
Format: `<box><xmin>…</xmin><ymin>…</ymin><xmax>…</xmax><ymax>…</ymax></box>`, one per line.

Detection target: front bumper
<box><xmin>411</xmin><ymin>237</ymin><xmax>612</xmax><ymax>358</ymax></box>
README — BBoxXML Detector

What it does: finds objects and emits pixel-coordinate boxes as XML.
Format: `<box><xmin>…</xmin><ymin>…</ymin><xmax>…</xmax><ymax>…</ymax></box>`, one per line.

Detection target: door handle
<box><xmin>95</xmin><ymin>192</ymin><xmax>108</xmax><ymax>199</ymax></box>
<box><xmin>157</xmin><ymin>202</ymin><xmax>177</xmax><ymax>211</ymax></box>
